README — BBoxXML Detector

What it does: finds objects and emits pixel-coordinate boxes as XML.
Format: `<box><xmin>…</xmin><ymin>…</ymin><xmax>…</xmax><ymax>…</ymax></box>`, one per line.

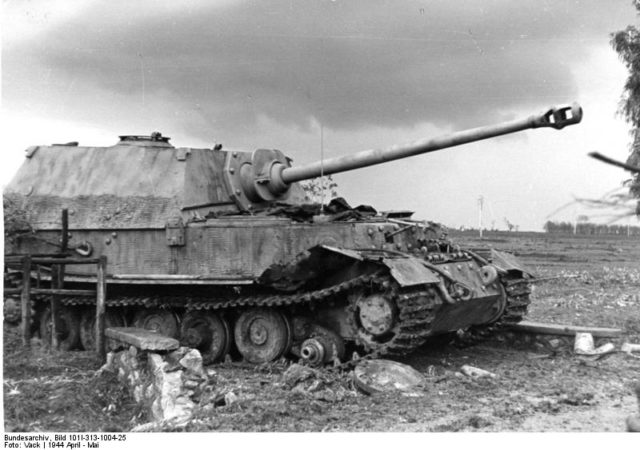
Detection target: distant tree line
<box><xmin>543</xmin><ymin>220</ymin><xmax>640</xmax><ymax>235</ymax></box>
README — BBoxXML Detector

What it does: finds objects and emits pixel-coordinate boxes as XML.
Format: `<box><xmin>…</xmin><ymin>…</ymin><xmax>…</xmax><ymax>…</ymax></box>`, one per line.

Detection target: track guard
<box><xmin>259</xmin><ymin>245</ymin><xmax>440</xmax><ymax>290</ymax></box>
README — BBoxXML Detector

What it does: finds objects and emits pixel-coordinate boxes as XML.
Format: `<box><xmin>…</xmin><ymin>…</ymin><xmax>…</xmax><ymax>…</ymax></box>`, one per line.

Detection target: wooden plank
<box><xmin>509</xmin><ymin>320</ymin><xmax>623</xmax><ymax>338</ymax></box>
<box><xmin>20</xmin><ymin>256</ymin><xmax>31</xmax><ymax>347</ymax></box>
<box><xmin>4</xmin><ymin>288</ymin><xmax>23</xmax><ymax>295</ymax></box>
<box><xmin>96</xmin><ymin>255</ymin><xmax>107</xmax><ymax>360</ymax></box>
<box><xmin>60</xmin><ymin>209</ymin><xmax>69</xmax><ymax>253</ymax></box>
<box><xmin>31</xmin><ymin>257</ymin><xmax>100</xmax><ymax>265</ymax></box>
<box><xmin>111</xmin><ymin>274</ymin><xmax>208</xmax><ymax>280</ymax></box>
<box><xmin>31</xmin><ymin>289</ymin><xmax>96</xmax><ymax>296</ymax></box>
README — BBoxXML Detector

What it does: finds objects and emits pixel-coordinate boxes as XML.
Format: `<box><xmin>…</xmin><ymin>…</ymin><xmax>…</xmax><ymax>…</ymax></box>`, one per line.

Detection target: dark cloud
<box><xmin>3</xmin><ymin>0</ymin><xmax>635</xmax><ymax>136</ymax></box>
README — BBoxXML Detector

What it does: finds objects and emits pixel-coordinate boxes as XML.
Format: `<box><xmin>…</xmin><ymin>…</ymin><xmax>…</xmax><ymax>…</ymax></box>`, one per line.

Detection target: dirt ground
<box><xmin>3</xmin><ymin>231</ymin><xmax>640</xmax><ymax>432</ymax></box>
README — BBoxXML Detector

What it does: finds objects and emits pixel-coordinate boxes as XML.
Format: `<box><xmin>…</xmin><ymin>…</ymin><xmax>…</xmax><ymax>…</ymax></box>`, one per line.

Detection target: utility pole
<box><xmin>320</xmin><ymin>122</ymin><xmax>325</xmax><ymax>214</ymax></box>
<box><xmin>478</xmin><ymin>195</ymin><xmax>484</xmax><ymax>238</ymax></box>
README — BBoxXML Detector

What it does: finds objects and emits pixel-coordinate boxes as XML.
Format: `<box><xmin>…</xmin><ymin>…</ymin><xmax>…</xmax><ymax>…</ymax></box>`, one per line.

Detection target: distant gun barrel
<box><xmin>226</xmin><ymin>103</ymin><xmax>582</xmax><ymax>210</ymax></box>
<box><xmin>281</xmin><ymin>103</ymin><xmax>582</xmax><ymax>184</ymax></box>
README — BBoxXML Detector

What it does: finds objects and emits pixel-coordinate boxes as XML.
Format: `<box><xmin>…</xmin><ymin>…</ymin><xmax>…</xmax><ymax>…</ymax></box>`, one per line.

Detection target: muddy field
<box><xmin>3</xmin><ymin>231</ymin><xmax>640</xmax><ymax>432</ymax></box>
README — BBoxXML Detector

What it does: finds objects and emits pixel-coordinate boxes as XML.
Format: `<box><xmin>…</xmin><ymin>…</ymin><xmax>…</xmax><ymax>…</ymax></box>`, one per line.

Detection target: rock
<box><xmin>150</xmin><ymin>369</ymin><xmax>193</xmax><ymax>422</ymax></box>
<box><xmin>183</xmin><ymin>379</ymin><xmax>200</xmax><ymax>389</ymax></box>
<box><xmin>97</xmin><ymin>352</ymin><xmax>115</xmax><ymax>373</ymax></box>
<box><xmin>224</xmin><ymin>391</ymin><xmax>238</xmax><ymax>406</ymax></box>
<box><xmin>148</xmin><ymin>353</ymin><xmax>166</xmax><ymax>374</ymax></box>
<box><xmin>460</xmin><ymin>365</ymin><xmax>497</xmax><ymax>379</ymax></box>
<box><xmin>547</xmin><ymin>338</ymin><xmax>562</xmax><ymax>349</ymax></box>
<box><xmin>179</xmin><ymin>349</ymin><xmax>205</xmax><ymax>377</ymax></box>
<box><xmin>168</xmin><ymin>347</ymin><xmax>190</xmax><ymax>361</ymax></box>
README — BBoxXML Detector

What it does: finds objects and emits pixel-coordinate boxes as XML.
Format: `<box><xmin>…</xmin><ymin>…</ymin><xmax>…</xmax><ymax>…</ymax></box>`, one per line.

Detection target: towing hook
<box><xmin>74</xmin><ymin>240</ymin><xmax>93</xmax><ymax>257</ymax></box>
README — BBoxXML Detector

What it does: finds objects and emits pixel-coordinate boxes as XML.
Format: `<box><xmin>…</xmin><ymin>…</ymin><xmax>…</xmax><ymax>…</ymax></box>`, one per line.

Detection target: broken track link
<box><xmin>334</xmin><ymin>280</ymin><xmax>442</xmax><ymax>372</ymax></box>
<box><xmin>453</xmin><ymin>274</ymin><xmax>532</xmax><ymax>348</ymax></box>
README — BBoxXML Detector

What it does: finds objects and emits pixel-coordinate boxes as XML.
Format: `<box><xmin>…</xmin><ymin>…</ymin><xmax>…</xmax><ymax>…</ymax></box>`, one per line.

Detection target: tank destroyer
<box><xmin>4</xmin><ymin>104</ymin><xmax>582</xmax><ymax>365</ymax></box>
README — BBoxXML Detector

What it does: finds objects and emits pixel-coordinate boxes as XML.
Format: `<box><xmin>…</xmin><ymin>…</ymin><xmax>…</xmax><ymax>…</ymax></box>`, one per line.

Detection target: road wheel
<box><xmin>234</xmin><ymin>308</ymin><xmax>291</xmax><ymax>364</ymax></box>
<box><xmin>180</xmin><ymin>311</ymin><xmax>231</xmax><ymax>364</ymax></box>
<box><xmin>39</xmin><ymin>304</ymin><xmax>81</xmax><ymax>350</ymax></box>
<box><xmin>79</xmin><ymin>308</ymin><xmax>126</xmax><ymax>350</ymax></box>
<box><xmin>133</xmin><ymin>308</ymin><xmax>179</xmax><ymax>338</ymax></box>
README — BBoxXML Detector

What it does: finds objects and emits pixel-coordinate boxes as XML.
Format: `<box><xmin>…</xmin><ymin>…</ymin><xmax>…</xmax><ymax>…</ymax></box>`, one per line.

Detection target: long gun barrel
<box><xmin>226</xmin><ymin>103</ymin><xmax>582</xmax><ymax>210</ymax></box>
<box><xmin>282</xmin><ymin>103</ymin><xmax>582</xmax><ymax>184</ymax></box>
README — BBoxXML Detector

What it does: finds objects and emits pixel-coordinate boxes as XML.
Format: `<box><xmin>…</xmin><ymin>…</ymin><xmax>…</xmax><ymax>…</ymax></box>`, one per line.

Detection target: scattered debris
<box><xmin>460</xmin><ymin>365</ymin><xmax>497</xmax><ymax>379</ymax></box>
<box><xmin>353</xmin><ymin>359</ymin><xmax>425</xmax><ymax>395</ymax></box>
<box><xmin>282</xmin><ymin>363</ymin><xmax>318</xmax><ymax>387</ymax></box>
<box><xmin>280</xmin><ymin>363</ymin><xmax>355</xmax><ymax>403</ymax></box>
<box><xmin>621</xmin><ymin>342</ymin><xmax>640</xmax><ymax>358</ymax></box>
<box><xmin>223</xmin><ymin>391</ymin><xmax>239</xmax><ymax>406</ymax></box>
<box><xmin>573</xmin><ymin>333</ymin><xmax>616</xmax><ymax>356</ymax></box>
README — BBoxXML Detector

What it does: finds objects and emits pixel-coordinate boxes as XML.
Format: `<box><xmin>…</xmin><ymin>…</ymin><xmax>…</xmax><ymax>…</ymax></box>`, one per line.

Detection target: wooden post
<box><xmin>50</xmin><ymin>264</ymin><xmax>62</xmax><ymax>350</ymax></box>
<box><xmin>95</xmin><ymin>255</ymin><xmax>107</xmax><ymax>360</ymax></box>
<box><xmin>60</xmin><ymin>209</ymin><xmax>69</xmax><ymax>253</ymax></box>
<box><xmin>21</xmin><ymin>255</ymin><xmax>32</xmax><ymax>347</ymax></box>
<box><xmin>50</xmin><ymin>209</ymin><xmax>68</xmax><ymax>350</ymax></box>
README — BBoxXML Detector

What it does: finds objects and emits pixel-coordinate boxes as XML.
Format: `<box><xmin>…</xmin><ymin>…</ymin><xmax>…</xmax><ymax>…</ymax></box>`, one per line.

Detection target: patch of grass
<box><xmin>3</xmin><ymin>326</ymin><xmax>143</xmax><ymax>432</ymax></box>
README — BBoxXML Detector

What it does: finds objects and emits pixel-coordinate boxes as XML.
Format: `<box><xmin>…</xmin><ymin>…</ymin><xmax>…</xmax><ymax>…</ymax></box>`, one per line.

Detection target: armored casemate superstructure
<box><xmin>5</xmin><ymin>104</ymin><xmax>582</xmax><ymax>365</ymax></box>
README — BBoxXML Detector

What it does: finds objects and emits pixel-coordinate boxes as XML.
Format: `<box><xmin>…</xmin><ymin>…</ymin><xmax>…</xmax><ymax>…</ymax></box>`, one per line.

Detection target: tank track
<box><xmin>337</xmin><ymin>282</ymin><xmax>441</xmax><ymax>371</ymax></box>
<box><xmin>453</xmin><ymin>274</ymin><xmax>532</xmax><ymax>347</ymax></box>
<box><xmin>43</xmin><ymin>272</ymin><xmax>441</xmax><ymax>367</ymax></box>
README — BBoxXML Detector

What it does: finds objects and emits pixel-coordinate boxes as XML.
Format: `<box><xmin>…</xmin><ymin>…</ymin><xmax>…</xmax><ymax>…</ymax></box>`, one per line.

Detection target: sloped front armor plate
<box><xmin>490</xmin><ymin>249</ymin><xmax>531</xmax><ymax>276</ymax></box>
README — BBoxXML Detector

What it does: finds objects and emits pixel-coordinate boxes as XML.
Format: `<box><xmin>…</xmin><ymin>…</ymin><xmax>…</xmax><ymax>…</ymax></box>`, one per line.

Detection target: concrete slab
<box><xmin>509</xmin><ymin>321</ymin><xmax>623</xmax><ymax>338</ymax></box>
<box><xmin>105</xmin><ymin>327</ymin><xmax>180</xmax><ymax>351</ymax></box>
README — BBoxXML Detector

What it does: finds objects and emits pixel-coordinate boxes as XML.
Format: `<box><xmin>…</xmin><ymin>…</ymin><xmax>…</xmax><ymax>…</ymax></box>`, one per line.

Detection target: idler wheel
<box><xmin>79</xmin><ymin>308</ymin><xmax>125</xmax><ymax>351</ymax></box>
<box><xmin>39</xmin><ymin>305</ymin><xmax>81</xmax><ymax>350</ymax></box>
<box><xmin>180</xmin><ymin>311</ymin><xmax>231</xmax><ymax>364</ymax></box>
<box><xmin>234</xmin><ymin>308</ymin><xmax>291</xmax><ymax>364</ymax></box>
<box><xmin>356</xmin><ymin>293</ymin><xmax>396</xmax><ymax>337</ymax></box>
<box><xmin>133</xmin><ymin>308</ymin><xmax>179</xmax><ymax>339</ymax></box>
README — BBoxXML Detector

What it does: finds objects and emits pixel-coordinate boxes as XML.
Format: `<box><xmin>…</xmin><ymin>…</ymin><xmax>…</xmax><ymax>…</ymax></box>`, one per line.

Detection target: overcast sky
<box><xmin>2</xmin><ymin>0</ymin><xmax>638</xmax><ymax>230</ymax></box>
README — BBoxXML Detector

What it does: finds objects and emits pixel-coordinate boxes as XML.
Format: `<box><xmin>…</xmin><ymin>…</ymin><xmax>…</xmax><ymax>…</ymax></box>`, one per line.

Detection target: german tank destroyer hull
<box><xmin>4</xmin><ymin>105</ymin><xmax>579</xmax><ymax>365</ymax></box>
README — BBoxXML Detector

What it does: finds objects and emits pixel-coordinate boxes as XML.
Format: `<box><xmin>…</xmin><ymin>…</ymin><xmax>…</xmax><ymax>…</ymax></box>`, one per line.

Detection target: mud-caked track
<box><xmin>26</xmin><ymin>268</ymin><xmax>530</xmax><ymax>367</ymax></box>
